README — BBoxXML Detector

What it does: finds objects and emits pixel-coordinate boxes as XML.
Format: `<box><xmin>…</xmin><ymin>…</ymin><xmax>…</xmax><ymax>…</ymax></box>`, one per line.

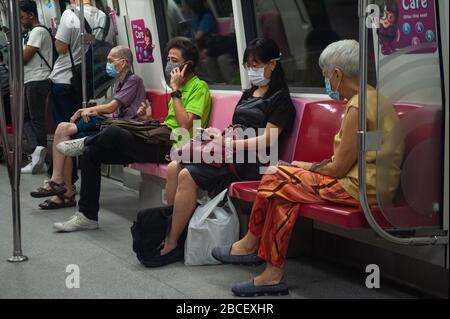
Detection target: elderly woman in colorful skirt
<box><xmin>213</xmin><ymin>39</ymin><xmax>404</xmax><ymax>297</ymax></box>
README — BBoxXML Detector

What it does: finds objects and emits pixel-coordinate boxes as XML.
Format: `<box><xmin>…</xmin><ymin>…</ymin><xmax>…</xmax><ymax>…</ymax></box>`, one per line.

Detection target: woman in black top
<box><xmin>147</xmin><ymin>39</ymin><xmax>296</xmax><ymax>267</ymax></box>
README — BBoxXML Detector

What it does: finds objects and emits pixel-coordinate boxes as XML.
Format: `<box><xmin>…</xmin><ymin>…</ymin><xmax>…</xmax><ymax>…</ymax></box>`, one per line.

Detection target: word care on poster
<box><xmin>131</xmin><ymin>19</ymin><xmax>155</xmax><ymax>64</ymax></box>
<box><xmin>377</xmin><ymin>0</ymin><xmax>437</xmax><ymax>56</ymax></box>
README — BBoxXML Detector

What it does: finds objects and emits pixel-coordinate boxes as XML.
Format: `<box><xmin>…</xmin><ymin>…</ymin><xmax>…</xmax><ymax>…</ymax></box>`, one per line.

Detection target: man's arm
<box><xmin>23</xmin><ymin>45</ymin><xmax>39</xmax><ymax>65</ymax></box>
<box><xmin>55</xmin><ymin>39</ymin><xmax>69</xmax><ymax>55</ymax></box>
<box><xmin>85</xmin><ymin>100</ymin><xmax>121</xmax><ymax>116</ymax></box>
<box><xmin>172</xmin><ymin>97</ymin><xmax>199</xmax><ymax>129</ymax></box>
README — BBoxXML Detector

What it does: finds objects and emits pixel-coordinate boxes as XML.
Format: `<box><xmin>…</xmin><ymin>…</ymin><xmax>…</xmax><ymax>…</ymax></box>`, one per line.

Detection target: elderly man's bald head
<box><xmin>109</xmin><ymin>45</ymin><xmax>134</xmax><ymax>65</ymax></box>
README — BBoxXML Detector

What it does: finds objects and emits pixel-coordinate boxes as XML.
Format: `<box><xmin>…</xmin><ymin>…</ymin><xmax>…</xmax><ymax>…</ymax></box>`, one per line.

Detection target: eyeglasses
<box><xmin>108</xmin><ymin>57</ymin><xmax>127</xmax><ymax>64</ymax></box>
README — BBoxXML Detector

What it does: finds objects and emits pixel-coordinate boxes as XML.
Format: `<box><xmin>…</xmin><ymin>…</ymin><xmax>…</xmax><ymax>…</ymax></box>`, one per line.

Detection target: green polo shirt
<box><xmin>164</xmin><ymin>76</ymin><xmax>212</xmax><ymax>135</ymax></box>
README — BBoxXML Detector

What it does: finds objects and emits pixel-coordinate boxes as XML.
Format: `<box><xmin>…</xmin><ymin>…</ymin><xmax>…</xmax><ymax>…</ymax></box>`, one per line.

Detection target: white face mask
<box><xmin>247</xmin><ymin>66</ymin><xmax>270</xmax><ymax>87</ymax></box>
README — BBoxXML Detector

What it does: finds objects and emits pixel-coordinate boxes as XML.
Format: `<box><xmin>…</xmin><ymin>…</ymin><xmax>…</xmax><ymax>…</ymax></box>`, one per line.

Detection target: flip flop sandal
<box><xmin>31</xmin><ymin>180</ymin><xmax>67</xmax><ymax>198</ymax></box>
<box><xmin>38</xmin><ymin>194</ymin><xmax>77</xmax><ymax>210</ymax></box>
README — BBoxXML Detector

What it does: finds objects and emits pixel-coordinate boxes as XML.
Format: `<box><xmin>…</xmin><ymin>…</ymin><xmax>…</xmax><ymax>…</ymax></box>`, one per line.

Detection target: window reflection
<box><xmin>253</xmin><ymin>0</ymin><xmax>375</xmax><ymax>88</ymax></box>
<box><xmin>165</xmin><ymin>0</ymin><xmax>241</xmax><ymax>86</ymax></box>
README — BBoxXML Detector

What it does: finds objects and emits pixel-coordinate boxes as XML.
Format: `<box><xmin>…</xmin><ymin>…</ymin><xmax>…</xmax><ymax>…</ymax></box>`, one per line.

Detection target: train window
<box><xmin>158</xmin><ymin>0</ymin><xmax>241</xmax><ymax>88</ymax></box>
<box><xmin>245</xmin><ymin>0</ymin><xmax>376</xmax><ymax>91</ymax></box>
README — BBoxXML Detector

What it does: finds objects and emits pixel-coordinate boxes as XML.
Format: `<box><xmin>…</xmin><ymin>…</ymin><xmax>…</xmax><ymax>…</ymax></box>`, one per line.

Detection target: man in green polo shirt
<box><xmin>52</xmin><ymin>37</ymin><xmax>212</xmax><ymax>232</ymax></box>
<box><xmin>164</xmin><ymin>38</ymin><xmax>211</xmax><ymax>134</ymax></box>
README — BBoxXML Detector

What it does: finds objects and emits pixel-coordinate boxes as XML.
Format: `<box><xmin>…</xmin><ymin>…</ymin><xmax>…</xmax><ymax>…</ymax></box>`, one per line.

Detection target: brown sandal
<box><xmin>38</xmin><ymin>194</ymin><xmax>76</xmax><ymax>210</ymax></box>
<box><xmin>31</xmin><ymin>180</ymin><xmax>67</xmax><ymax>198</ymax></box>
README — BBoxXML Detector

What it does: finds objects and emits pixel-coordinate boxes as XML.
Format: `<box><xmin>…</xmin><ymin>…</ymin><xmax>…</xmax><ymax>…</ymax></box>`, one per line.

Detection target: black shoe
<box><xmin>232</xmin><ymin>279</ymin><xmax>289</xmax><ymax>297</ymax></box>
<box><xmin>141</xmin><ymin>246</ymin><xmax>184</xmax><ymax>268</ymax></box>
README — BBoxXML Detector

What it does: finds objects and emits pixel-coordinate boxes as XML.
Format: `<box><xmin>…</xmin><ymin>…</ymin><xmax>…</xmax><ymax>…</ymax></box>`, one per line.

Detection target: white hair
<box><xmin>319</xmin><ymin>40</ymin><xmax>360</xmax><ymax>78</ymax></box>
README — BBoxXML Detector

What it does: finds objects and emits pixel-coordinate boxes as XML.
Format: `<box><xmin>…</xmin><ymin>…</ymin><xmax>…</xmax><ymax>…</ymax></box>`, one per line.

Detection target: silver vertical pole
<box><xmin>80</xmin><ymin>0</ymin><xmax>88</xmax><ymax>108</ymax></box>
<box><xmin>4</xmin><ymin>0</ymin><xmax>27</xmax><ymax>262</ymax></box>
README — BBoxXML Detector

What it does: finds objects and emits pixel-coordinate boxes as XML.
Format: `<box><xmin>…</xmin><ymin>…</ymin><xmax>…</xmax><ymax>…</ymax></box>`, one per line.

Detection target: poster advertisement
<box><xmin>377</xmin><ymin>0</ymin><xmax>437</xmax><ymax>56</ymax></box>
<box><xmin>131</xmin><ymin>19</ymin><xmax>155</xmax><ymax>64</ymax></box>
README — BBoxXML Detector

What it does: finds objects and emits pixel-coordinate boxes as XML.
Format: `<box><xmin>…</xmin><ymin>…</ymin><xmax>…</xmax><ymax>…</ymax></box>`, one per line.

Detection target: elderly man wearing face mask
<box><xmin>30</xmin><ymin>45</ymin><xmax>147</xmax><ymax>209</ymax></box>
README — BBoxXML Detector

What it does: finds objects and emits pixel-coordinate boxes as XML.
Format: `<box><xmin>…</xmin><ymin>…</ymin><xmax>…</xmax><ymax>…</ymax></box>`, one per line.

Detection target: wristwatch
<box><xmin>170</xmin><ymin>90</ymin><xmax>182</xmax><ymax>99</ymax></box>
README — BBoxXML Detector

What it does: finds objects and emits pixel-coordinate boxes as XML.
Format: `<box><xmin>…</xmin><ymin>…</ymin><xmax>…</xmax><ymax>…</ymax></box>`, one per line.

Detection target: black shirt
<box><xmin>232</xmin><ymin>88</ymin><xmax>296</xmax><ymax>134</ymax></box>
<box><xmin>231</xmin><ymin>88</ymin><xmax>296</xmax><ymax>180</ymax></box>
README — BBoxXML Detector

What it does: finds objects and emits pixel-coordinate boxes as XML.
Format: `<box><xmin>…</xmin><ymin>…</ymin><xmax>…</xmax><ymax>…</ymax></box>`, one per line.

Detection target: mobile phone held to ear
<box><xmin>181</xmin><ymin>61</ymin><xmax>194</xmax><ymax>73</ymax></box>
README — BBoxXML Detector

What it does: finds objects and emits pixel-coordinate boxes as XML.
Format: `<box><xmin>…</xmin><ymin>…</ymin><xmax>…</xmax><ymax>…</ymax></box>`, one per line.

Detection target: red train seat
<box><xmin>146</xmin><ymin>90</ymin><xmax>170</xmax><ymax>122</ymax></box>
<box><xmin>229</xmin><ymin>101</ymin><xmax>443</xmax><ymax>229</ymax></box>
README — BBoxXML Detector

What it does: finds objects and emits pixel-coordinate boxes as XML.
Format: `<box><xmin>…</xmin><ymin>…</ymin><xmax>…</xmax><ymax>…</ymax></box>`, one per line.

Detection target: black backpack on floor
<box><xmin>131</xmin><ymin>206</ymin><xmax>187</xmax><ymax>267</ymax></box>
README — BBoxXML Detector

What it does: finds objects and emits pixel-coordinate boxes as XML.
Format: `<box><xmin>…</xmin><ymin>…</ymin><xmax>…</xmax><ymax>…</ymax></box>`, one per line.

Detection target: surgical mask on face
<box><xmin>325</xmin><ymin>73</ymin><xmax>341</xmax><ymax>100</ymax></box>
<box><xmin>165</xmin><ymin>63</ymin><xmax>183</xmax><ymax>79</ymax></box>
<box><xmin>247</xmin><ymin>66</ymin><xmax>270</xmax><ymax>87</ymax></box>
<box><xmin>106</xmin><ymin>62</ymin><xmax>119</xmax><ymax>78</ymax></box>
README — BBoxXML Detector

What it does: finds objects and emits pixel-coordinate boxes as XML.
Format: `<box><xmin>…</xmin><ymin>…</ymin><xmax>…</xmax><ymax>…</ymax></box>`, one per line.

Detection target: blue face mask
<box><xmin>325</xmin><ymin>78</ymin><xmax>341</xmax><ymax>100</ymax></box>
<box><xmin>106</xmin><ymin>62</ymin><xmax>119</xmax><ymax>78</ymax></box>
<box><xmin>165</xmin><ymin>63</ymin><xmax>183</xmax><ymax>79</ymax></box>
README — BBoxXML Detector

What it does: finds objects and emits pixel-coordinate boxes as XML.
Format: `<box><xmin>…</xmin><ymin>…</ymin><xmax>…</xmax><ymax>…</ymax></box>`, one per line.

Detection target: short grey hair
<box><xmin>111</xmin><ymin>45</ymin><xmax>134</xmax><ymax>65</ymax></box>
<box><xmin>319</xmin><ymin>40</ymin><xmax>360</xmax><ymax>78</ymax></box>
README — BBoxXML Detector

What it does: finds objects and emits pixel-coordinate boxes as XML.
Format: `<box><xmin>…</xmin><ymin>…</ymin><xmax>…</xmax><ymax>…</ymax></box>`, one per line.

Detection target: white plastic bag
<box><xmin>184</xmin><ymin>189</ymin><xmax>240</xmax><ymax>266</ymax></box>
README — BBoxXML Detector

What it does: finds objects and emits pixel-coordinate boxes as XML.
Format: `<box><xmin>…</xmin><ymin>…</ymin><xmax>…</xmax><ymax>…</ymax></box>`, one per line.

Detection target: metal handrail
<box><xmin>0</xmin><ymin>0</ymin><xmax>28</xmax><ymax>262</ymax></box>
<box><xmin>80</xmin><ymin>0</ymin><xmax>88</xmax><ymax>108</ymax></box>
<box><xmin>357</xmin><ymin>0</ymin><xmax>448</xmax><ymax>246</ymax></box>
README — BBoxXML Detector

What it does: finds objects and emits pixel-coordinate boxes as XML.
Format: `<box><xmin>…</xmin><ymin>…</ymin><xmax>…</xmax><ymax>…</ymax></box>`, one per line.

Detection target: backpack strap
<box><xmin>70</xmin><ymin>8</ymin><xmax>93</xmax><ymax>34</ymax></box>
<box><xmin>36</xmin><ymin>51</ymin><xmax>52</xmax><ymax>71</ymax></box>
<box><xmin>103</xmin><ymin>14</ymin><xmax>111</xmax><ymax>41</ymax></box>
<box><xmin>28</xmin><ymin>26</ymin><xmax>54</xmax><ymax>71</ymax></box>
<box><xmin>68</xmin><ymin>44</ymin><xmax>75</xmax><ymax>71</ymax></box>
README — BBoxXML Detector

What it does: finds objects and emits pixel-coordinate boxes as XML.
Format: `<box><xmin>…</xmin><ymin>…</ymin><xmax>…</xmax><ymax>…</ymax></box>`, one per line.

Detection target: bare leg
<box><xmin>161</xmin><ymin>168</ymin><xmax>198</xmax><ymax>255</ymax></box>
<box><xmin>51</xmin><ymin>122</ymin><xmax>78</xmax><ymax>183</ymax></box>
<box><xmin>165</xmin><ymin>161</ymin><xmax>183</xmax><ymax>205</ymax></box>
<box><xmin>254</xmin><ymin>263</ymin><xmax>284</xmax><ymax>286</ymax></box>
<box><xmin>42</xmin><ymin>122</ymin><xmax>77</xmax><ymax>204</ymax></box>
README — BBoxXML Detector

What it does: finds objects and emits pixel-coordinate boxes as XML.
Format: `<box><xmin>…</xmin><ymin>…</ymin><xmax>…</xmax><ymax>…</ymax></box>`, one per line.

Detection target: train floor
<box><xmin>0</xmin><ymin>164</ymin><xmax>419</xmax><ymax>299</ymax></box>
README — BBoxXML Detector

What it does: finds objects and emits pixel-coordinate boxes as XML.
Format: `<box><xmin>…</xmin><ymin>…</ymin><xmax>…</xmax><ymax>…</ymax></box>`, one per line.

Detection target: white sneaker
<box><xmin>53</xmin><ymin>212</ymin><xmax>99</xmax><ymax>232</ymax></box>
<box><xmin>21</xmin><ymin>146</ymin><xmax>47</xmax><ymax>174</ymax></box>
<box><xmin>56</xmin><ymin>137</ymin><xmax>88</xmax><ymax>157</ymax></box>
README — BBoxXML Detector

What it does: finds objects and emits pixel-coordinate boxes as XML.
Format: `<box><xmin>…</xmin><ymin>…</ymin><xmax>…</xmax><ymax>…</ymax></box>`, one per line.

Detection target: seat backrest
<box><xmin>293</xmin><ymin>100</ymin><xmax>345</xmax><ymax>162</ymax></box>
<box><xmin>146</xmin><ymin>91</ymin><xmax>170</xmax><ymax>122</ymax></box>
<box><xmin>278</xmin><ymin>97</ymin><xmax>308</xmax><ymax>162</ymax></box>
<box><xmin>216</xmin><ymin>17</ymin><xmax>233</xmax><ymax>36</ymax></box>
<box><xmin>208</xmin><ymin>94</ymin><xmax>242</xmax><ymax>131</ymax></box>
